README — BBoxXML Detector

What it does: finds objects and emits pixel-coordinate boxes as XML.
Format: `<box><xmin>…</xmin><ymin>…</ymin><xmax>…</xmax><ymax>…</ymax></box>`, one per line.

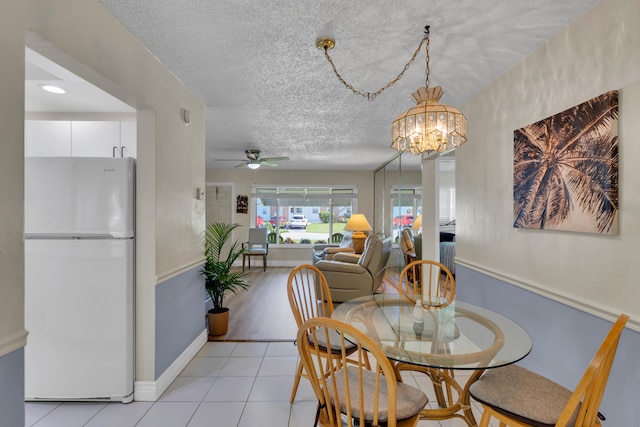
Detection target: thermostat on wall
<box><xmin>181</xmin><ymin>108</ymin><xmax>192</xmax><ymax>125</ymax></box>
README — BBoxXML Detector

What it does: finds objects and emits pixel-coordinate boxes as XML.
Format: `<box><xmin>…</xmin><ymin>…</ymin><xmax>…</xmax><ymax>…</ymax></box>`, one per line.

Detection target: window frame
<box><xmin>251</xmin><ymin>184</ymin><xmax>359</xmax><ymax>246</ymax></box>
<box><xmin>389</xmin><ymin>185</ymin><xmax>422</xmax><ymax>245</ymax></box>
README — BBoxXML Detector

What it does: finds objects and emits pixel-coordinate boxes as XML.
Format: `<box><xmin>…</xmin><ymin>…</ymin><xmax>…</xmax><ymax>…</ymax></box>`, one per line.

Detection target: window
<box><xmin>439</xmin><ymin>158</ymin><xmax>456</xmax><ymax>232</ymax></box>
<box><xmin>390</xmin><ymin>186</ymin><xmax>422</xmax><ymax>244</ymax></box>
<box><xmin>252</xmin><ymin>185</ymin><xmax>357</xmax><ymax>245</ymax></box>
<box><xmin>439</xmin><ymin>186</ymin><xmax>456</xmax><ymax>233</ymax></box>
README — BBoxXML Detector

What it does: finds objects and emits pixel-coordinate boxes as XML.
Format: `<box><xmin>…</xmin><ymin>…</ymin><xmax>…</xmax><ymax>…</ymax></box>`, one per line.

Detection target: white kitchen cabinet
<box><xmin>25</xmin><ymin>120</ymin><xmax>136</xmax><ymax>158</ymax></box>
<box><xmin>24</xmin><ymin>121</ymin><xmax>71</xmax><ymax>157</ymax></box>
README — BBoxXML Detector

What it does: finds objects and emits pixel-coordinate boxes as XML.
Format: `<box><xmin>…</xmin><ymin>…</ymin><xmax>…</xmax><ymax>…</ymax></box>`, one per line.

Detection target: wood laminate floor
<box><xmin>209</xmin><ymin>267</ymin><xmax>297</xmax><ymax>341</ymax></box>
<box><xmin>210</xmin><ymin>266</ymin><xmax>400</xmax><ymax>342</ymax></box>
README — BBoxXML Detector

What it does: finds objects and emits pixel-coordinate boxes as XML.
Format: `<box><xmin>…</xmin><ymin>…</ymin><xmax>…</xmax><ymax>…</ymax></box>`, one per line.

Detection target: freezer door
<box><xmin>24</xmin><ymin>239</ymin><xmax>134</xmax><ymax>401</ymax></box>
<box><xmin>24</xmin><ymin>157</ymin><xmax>135</xmax><ymax>237</ymax></box>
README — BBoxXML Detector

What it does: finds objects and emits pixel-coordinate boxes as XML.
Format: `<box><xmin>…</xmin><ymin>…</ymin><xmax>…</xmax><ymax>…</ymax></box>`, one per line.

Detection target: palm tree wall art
<box><xmin>513</xmin><ymin>90</ymin><xmax>619</xmax><ymax>234</ymax></box>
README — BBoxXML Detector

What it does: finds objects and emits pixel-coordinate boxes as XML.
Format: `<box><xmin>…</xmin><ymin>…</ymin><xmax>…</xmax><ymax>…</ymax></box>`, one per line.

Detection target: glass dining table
<box><xmin>332</xmin><ymin>294</ymin><xmax>532</xmax><ymax>426</ymax></box>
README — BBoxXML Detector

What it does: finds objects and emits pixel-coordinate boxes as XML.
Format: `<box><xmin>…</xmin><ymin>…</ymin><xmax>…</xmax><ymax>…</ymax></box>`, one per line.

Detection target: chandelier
<box><xmin>317</xmin><ymin>26</ymin><xmax>467</xmax><ymax>154</ymax></box>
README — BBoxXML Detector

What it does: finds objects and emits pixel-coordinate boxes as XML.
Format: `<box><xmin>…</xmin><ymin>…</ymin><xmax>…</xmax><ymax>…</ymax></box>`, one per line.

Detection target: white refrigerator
<box><xmin>24</xmin><ymin>157</ymin><xmax>135</xmax><ymax>402</ymax></box>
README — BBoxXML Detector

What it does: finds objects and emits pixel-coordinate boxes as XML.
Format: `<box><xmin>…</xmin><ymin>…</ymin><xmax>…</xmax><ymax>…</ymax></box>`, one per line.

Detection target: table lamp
<box><xmin>344</xmin><ymin>213</ymin><xmax>372</xmax><ymax>254</ymax></box>
<box><xmin>412</xmin><ymin>214</ymin><xmax>422</xmax><ymax>234</ymax></box>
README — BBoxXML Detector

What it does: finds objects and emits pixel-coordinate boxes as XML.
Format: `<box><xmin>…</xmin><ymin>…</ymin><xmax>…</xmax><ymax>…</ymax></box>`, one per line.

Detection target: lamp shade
<box><xmin>344</xmin><ymin>214</ymin><xmax>372</xmax><ymax>254</ymax></box>
<box><xmin>391</xmin><ymin>86</ymin><xmax>467</xmax><ymax>154</ymax></box>
<box><xmin>412</xmin><ymin>214</ymin><xmax>422</xmax><ymax>231</ymax></box>
<box><xmin>344</xmin><ymin>214</ymin><xmax>372</xmax><ymax>232</ymax></box>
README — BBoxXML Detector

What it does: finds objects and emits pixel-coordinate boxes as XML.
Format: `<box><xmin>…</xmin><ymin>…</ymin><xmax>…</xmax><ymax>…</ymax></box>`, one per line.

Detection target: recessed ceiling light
<box><xmin>39</xmin><ymin>84</ymin><xmax>66</xmax><ymax>94</ymax></box>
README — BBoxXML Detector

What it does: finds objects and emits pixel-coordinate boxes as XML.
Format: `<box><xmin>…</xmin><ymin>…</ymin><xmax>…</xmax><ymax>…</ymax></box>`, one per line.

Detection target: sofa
<box><xmin>311</xmin><ymin>230</ymin><xmax>361</xmax><ymax>265</ymax></box>
<box><xmin>316</xmin><ymin>233</ymin><xmax>392</xmax><ymax>302</ymax></box>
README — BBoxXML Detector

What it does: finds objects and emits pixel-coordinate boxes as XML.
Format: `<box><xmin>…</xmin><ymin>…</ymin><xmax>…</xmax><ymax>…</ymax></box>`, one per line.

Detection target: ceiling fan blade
<box><xmin>260</xmin><ymin>161</ymin><xmax>279</xmax><ymax>167</ymax></box>
<box><xmin>261</xmin><ymin>156</ymin><xmax>289</xmax><ymax>162</ymax></box>
<box><xmin>234</xmin><ymin>162</ymin><xmax>248</xmax><ymax>168</ymax></box>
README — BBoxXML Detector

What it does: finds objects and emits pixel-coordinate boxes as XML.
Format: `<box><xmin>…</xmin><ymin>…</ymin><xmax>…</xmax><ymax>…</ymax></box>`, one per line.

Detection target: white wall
<box><xmin>457</xmin><ymin>0</ymin><xmax>640</xmax><ymax>328</ymax></box>
<box><xmin>0</xmin><ymin>0</ymin><xmax>206</xmax><ymax>408</ymax></box>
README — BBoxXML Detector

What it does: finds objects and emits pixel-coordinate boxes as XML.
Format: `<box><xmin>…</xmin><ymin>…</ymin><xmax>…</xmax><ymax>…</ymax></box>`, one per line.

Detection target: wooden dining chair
<box><xmin>330</xmin><ymin>232</ymin><xmax>344</xmax><ymax>243</ymax></box>
<box><xmin>287</xmin><ymin>264</ymin><xmax>369</xmax><ymax>403</ymax></box>
<box><xmin>396</xmin><ymin>259</ymin><xmax>457</xmax><ymax>407</ymax></box>
<box><xmin>297</xmin><ymin>317</ymin><xmax>429</xmax><ymax>427</ymax></box>
<box><xmin>469</xmin><ymin>313</ymin><xmax>629</xmax><ymax>427</ymax></box>
<box><xmin>398</xmin><ymin>259</ymin><xmax>456</xmax><ymax>307</ymax></box>
<box><xmin>400</xmin><ymin>227</ymin><xmax>415</xmax><ymax>266</ymax></box>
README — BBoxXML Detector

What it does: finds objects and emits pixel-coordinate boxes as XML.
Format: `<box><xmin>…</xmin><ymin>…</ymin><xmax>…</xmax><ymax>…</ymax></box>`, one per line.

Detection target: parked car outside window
<box><xmin>289</xmin><ymin>215</ymin><xmax>308</xmax><ymax>229</ymax></box>
<box><xmin>393</xmin><ymin>214</ymin><xmax>413</xmax><ymax>227</ymax></box>
<box><xmin>269</xmin><ymin>216</ymin><xmax>287</xmax><ymax>227</ymax></box>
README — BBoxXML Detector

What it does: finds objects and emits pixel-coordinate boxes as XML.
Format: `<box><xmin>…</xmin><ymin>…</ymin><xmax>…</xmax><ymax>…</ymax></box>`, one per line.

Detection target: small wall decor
<box><xmin>513</xmin><ymin>90</ymin><xmax>619</xmax><ymax>234</ymax></box>
<box><xmin>236</xmin><ymin>195</ymin><xmax>248</xmax><ymax>214</ymax></box>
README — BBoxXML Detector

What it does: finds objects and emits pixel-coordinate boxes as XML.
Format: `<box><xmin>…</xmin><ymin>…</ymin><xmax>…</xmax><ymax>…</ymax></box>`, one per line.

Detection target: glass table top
<box><xmin>332</xmin><ymin>295</ymin><xmax>532</xmax><ymax>370</ymax></box>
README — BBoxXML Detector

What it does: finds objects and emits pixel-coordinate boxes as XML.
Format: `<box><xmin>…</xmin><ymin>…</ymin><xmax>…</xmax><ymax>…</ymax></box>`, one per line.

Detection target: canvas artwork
<box><xmin>513</xmin><ymin>90</ymin><xmax>619</xmax><ymax>234</ymax></box>
<box><xmin>236</xmin><ymin>194</ymin><xmax>248</xmax><ymax>214</ymax></box>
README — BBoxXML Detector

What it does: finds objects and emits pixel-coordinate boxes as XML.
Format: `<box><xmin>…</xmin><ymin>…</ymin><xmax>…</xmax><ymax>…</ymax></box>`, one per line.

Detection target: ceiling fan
<box><xmin>230</xmin><ymin>149</ymin><xmax>290</xmax><ymax>169</ymax></box>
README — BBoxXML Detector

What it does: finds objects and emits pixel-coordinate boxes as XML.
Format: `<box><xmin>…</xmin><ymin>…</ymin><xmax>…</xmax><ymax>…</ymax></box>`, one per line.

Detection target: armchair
<box><xmin>316</xmin><ymin>233</ymin><xmax>392</xmax><ymax>302</ymax></box>
<box><xmin>311</xmin><ymin>230</ymin><xmax>360</xmax><ymax>265</ymax></box>
<box><xmin>242</xmin><ymin>228</ymin><xmax>268</xmax><ymax>271</ymax></box>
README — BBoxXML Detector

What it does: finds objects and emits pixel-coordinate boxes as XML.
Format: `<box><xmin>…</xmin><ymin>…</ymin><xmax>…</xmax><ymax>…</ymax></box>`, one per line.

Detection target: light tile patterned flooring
<box><xmin>25</xmin><ymin>340</ymin><xmax>495</xmax><ymax>427</ymax></box>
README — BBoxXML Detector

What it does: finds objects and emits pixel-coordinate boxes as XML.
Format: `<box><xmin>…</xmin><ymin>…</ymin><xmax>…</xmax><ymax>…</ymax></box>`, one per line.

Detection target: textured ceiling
<box><xmin>95</xmin><ymin>0</ymin><xmax>599</xmax><ymax>171</ymax></box>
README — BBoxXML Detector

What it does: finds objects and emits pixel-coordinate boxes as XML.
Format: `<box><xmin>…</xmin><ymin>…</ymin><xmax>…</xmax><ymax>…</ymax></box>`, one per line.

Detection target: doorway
<box><xmin>205</xmin><ymin>184</ymin><xmax>234</xmax><ymax>225</ymax></box>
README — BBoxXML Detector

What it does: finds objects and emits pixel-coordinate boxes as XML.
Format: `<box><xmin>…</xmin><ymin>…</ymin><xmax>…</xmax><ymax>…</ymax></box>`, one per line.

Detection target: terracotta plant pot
<box><xmin>208</xmin><ymin>308</ymin><xmax>229</xmax><ymax>336</ymax></box>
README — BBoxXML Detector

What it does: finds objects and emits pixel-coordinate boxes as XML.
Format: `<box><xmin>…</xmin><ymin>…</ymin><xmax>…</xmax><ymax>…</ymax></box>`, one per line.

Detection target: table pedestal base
<box><xmin>394</xmin><ymin>363</ymin><xmax>485</xmax><ymax>427</ymax></box>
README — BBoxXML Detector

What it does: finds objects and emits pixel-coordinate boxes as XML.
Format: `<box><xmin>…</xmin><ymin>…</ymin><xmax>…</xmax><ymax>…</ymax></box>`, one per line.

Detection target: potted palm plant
<box><xmin>201</xmin><ymin>222</ymin><xmax>250</xmax><ymax>336</ymax></box>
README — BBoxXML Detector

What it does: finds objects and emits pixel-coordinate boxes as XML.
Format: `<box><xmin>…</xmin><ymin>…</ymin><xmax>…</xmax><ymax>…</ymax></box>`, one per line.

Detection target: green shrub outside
<box><xmin>318</xmin><ymin>210</ymin><xmax>330</xmax><ymax>223</ymax></box>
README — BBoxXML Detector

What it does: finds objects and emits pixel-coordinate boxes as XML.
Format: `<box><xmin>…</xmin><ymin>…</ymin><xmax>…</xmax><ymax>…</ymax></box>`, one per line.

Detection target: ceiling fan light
<box><xmin>247</xmin><ymin>162</ymin><xmax>261</xmax><ymax>170</ymax></box>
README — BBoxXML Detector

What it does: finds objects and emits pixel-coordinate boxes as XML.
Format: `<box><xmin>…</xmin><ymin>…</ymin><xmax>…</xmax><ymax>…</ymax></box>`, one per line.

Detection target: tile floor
<box><xmin>25</xmin><ymin>341</ymin><xmax>492</xmax><ymax>427</ymax></box>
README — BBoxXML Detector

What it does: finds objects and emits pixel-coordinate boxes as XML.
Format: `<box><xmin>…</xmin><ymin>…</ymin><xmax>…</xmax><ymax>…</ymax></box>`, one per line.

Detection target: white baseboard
<box><xmin>133</xmin><ymin>329</ymin><xmax>208</xmax><ymax>401</ymax></box>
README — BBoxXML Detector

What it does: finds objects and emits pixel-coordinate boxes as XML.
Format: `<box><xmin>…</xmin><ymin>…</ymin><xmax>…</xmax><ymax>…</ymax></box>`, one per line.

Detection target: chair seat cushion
<box><xmin>332</xmin><ymin>252</ymin><xmax>360</xmax><ymax>263</ymax></box>
<box><xmin>244</xmin><ymin>249</ymin><xmax>267</xmax><ymax>255</ymax></box>
<box><xmin>329</xmin><ymin>366</ymin><xmax>428</xmax><ymax>422</ymax></box>
<box><xmin>469</xmin><ymin>364</ymin><xmax>578</xmax><ymax>427</ymax></box>
<box><xmin>309</xmin><ymin>328</ymin><xmax>357</xmax><ymax>354</ymax></box>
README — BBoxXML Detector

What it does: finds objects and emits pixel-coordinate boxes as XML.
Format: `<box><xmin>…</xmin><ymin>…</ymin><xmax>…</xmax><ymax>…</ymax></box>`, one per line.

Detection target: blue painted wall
<box><xmin>456</xmin><ymin>265</ymin><xmax>640</xmax><ymax>426</ymax></box>
<box><xmin>155</xmin><ymin>266</ymin><xmax>206</xmax><ymax>378</ymax></box>
<box><xmin>0</xmin><ymin>348</ymin><xmax>25</xmax><ymax>426</ymax></box>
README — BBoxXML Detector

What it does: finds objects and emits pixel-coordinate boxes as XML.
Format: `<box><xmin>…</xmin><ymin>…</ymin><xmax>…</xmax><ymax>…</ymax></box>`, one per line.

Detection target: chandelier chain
<box><xmin>322</xmin><ymin>27</ymin><xmax>430</xmax><ymax>101</ymax></box>
<box><xmin>424</xmin><ymin>27</ymin><xmax>430</xmax><ymax>89</ymax></box>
